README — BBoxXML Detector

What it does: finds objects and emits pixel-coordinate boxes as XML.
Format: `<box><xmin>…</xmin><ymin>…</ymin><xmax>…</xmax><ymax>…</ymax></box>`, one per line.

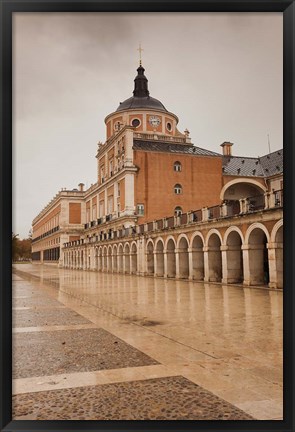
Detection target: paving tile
<box><xmin>13</xmin><ymin>328</ymin><xmax>159</xmax><ymax>379</ymax></box>
<box><xmin>12</xmin><ymin>376</ymin><xmax>255</xmax><ymax>420</ymax></box>
<box><xmin>236</xmin><ymin>399</ymin><xmax>283</xmax><ymax>420</ymax></box>
<box><xmin>13</xmin><ymin>296</ymin><xmax>64</xmax><ymax>308</ymax></box>
<box><xmin>13</xmin><ymin>365</ymin><xmax>177</xmax><ymax>394</ymax></box>
<box><xmin>12</xmin><ymin>265</ymin><xmax>283</xmax><ymax>420</ymax></box>
<box><xmin>13</xmin><ymin>308</ymin><xmax>90</xmax><ymax>328</ymax></box>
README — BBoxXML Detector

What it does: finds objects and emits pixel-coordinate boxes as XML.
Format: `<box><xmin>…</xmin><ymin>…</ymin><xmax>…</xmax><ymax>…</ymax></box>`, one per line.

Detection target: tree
<box><xmin>12</xmin><ymin>233</ymin><xmax>32</xmax><ymax>261</ymax></box>
<box><xmin>12</xmin><ymin>233</ymin><xmax>20</xmax><ymax>261</ymax></box>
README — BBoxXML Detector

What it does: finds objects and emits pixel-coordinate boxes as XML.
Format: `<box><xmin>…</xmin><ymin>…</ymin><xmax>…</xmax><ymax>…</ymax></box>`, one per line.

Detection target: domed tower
<box><xmin>104</xmin><ymin>64</ymin><xmax>184</xmax><ymax>140</ymax></box>
<box><xmin>95</xmin><ymin>62</ymin><xmax>221</xmax><ymax>230</ymax></box>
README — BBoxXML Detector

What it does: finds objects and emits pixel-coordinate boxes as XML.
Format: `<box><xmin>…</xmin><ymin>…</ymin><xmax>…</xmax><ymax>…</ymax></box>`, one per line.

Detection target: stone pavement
<box><xmin>12</xmin><ymin>264</ymin><xmax>283</xmax><ymax>420</ymax></box>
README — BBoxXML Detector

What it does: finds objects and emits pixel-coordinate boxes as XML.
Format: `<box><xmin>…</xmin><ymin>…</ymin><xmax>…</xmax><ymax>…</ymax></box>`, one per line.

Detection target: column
<box><xmin>264</xmin><ymin>192</ymin><xmax>270</xmax><ymax>209</ymax></box>
<box><xmin>188</xmin><ymin>248</ymin><xmax>193</xmax><ymax>280</ymax></box>
<box><xmin>163</xmin><ymin>251</ymin><xmax>168</xmax><ymax>278</ymax></box>
<box><xmin>175</xmin><ymin>248</ymin><xmax>180</xmax><ymax>278</ymax></box>
<box><xmin>239</xmin><ymin>198</ymin><xmax>245</xmax><ymax>213</ymax></box>
<box><xmin>268</xmin><ymin>242</ymin><xmax>283</xmax><ymax>289</ymax></box>
<box><xmin>202</xmin><ymin>207</ymin><xmax>209</xmax><ymax>222</ymax></box>
<box><xmin>203</xmin><ymin>246</ymin><xmax>210</xmax><ymax>282</ymax></box>
<box><xmin>137</xmin><ymin>239</ymin><xmax>146</xmax><ymax>275</ymax></box>
<box><xmin>242</xmin><ymin>244</ymin><xmax>266</xmax><ymax>286</ymax></box>
<box><xmin>221</xmin><ymin>245</ymin><xmax>228</xmax><ymax>283</ymax></box>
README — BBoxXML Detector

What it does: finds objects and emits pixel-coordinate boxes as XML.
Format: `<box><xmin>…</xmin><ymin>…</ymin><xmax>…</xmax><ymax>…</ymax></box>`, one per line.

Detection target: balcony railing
<box><xmin>226</xmin><ymin>201</ymin><xmax>240</xmax><ymax>217</ymax></box>
<box><xmin>147</xmin><ymin>222</ymin><xmax>154</xmax><ymax>231</ymax></box>
<box><xmin>274</xmin><ymin>189</ymin><xmax>283</xmax><ymax>207</ymax></box>
<box><xmin>191</xmin><ymin>210</ymin><xmax>202</xmax><ymax>222</ymax></box>
<box><xmin>32</xmin><ymin>226</ymin><xmax>59</xmax><ymax>243</ymax></box>
<box><xmin>208</xmin><ymin>205</ymin><xmax>221</xmax><ymax>220</ymax></box>
<box><xmin>155</xmin><ymin>219</ymin><xmax>164</xmax><ymax>230</ymax></box>
<box><xmin>63</xmin><ymin>189</ymin><xmax>283</xmax><ymax>249</ymax></box>
<box><xmin>166</xmin><ymin>216</ymin><xmax>175</xmax><ymax>228</ymax></box>
<box><xmin>180</xmin><ymin>213</ymin><xmax>188</xmax><ymax>225</ymax></box>
<box><xmin>247</xmin><ymin>194</ymin><xmax>265</xmax><ymax>211</ymax></box>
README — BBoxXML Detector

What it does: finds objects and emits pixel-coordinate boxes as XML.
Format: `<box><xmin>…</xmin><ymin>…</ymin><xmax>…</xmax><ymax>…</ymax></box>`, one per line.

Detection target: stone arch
<box><xmin>189</xmin><ymin>232</ymin><xmax>205</xmax><ymax>249</ymax></box>
<box><xmin>146</xmin><ymin>239</ymin><xmax>155</xmax><ymax>275</ymax></box>
<box><xmin>124</xmin><ymin>243</ymin><xmax>130</xmax><ymax>274</ymax></box>
<box><xmin>177</xmin><ymin>235</ymin><xmax>189</xmax><ymax>279</ymax></box>
<box><xmin>206</xmin><ymin>230</ymin><xmax>222</xmax><ymax>282</ymax></box>
<box><xmin>118</xmin><ymin>243</ymin><xmax>124</xmax><ymax>273</ymax></box>
<box><xmin>223</xmin><ymin>226</ymin><xmax>244</xmax><ymax>245</ymax></box>
<box><xmin>245</xmin><ymin>223</ymin><xmax>270</xmax><ymax>286</ymax></box>
<box><xmin>270</xmin><ymin>220</ymin><xmax>283</xmax><ymax>289</ymax></box>
<box><xmin>165</xmin><ymin>236</ymin><xmax>176</xmax><ymax>278</ymax></box>
<box><xmin>130</xmin><ymin>241</ymin><xmax>138</xmax><ymax>274</ymax></box>
<box><xmin>205</xmin><ymin>229</ymin><xmax>223</xmax><ymax>247</ymax></box>
<box><xmin>190</xmin><ymin>232</ymin><xmax>205</xmax><ymax>280</ymax></box>
<box><xmin>245</xmin><ymin>222</ymin><xmax>270</xmax><ymax>244</ymax></box>
<box><xmin>176</xmin><ymin>234</ymin><xmax>190</xmax><ymax>249</ymax></box>
<box><xmin>270</xmin><ymin>219</ymin><xmax>283</xmax><ymax>243</ymax></box>
<box><xmin>155</xmin><ymin>238</ymin><xmax>164</xmax><ymax>277</ymax></box>
<box><xmin>223</xmin><ymin>227</ymin><xmax>244</xmax><ymax>283</ymax></box>
<box><xmin>220</xmin><ymin>178</ymin><xmax>266</xmax><ymax>201</ymax></box>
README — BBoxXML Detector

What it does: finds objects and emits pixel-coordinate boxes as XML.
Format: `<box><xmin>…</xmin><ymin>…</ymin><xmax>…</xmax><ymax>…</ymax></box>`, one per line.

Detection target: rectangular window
<box><xmin>137</xmin><ymin>204</ymin><xmax>144</xmax><ymax>216</ymax></box>
<box><xmin>109</xmin><ymin>159</ymin><xmax>113</xmax><ymax>176</ymax></box>
<box><xmin>117</xmin><ymin>182</ymin><xmax>121</xmax><ymax>197</ymax></box>
<box><xmin>108</xmin><ymin>196</ymin><xmax>113</xmax><ymax>214</ymax></box>
<box><xmin>99</xmin><ymin>200</ymin><xmax>105</xmax><ymax>217</ymax></box>
<box><xmin>92</xmin><ymin>205</ymin><xmax>96</xmax><ymax>220</ymax></box>
<box><xmin>100</xmin><ymin>166</ymin><xmax>105</xmax><ymax>183</ymax></box>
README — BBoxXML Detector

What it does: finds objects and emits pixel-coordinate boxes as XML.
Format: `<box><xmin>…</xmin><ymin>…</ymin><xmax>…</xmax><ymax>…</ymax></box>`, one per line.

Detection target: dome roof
<box><xmin>115</xmin><ymin>64</ymin><xmax>168</xmax><ymax>113</ymax></box>
<box><xmin>116</xmin><ymin>95</ymin><xmax>168</xmax><ymax>112</ymax></box>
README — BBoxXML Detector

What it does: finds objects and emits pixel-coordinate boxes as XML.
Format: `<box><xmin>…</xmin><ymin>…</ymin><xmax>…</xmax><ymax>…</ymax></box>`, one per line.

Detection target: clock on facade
<box><xmin>149</xmin><ymin>116</ymin><xmax>161</xmax><ymax>127</ymax></box>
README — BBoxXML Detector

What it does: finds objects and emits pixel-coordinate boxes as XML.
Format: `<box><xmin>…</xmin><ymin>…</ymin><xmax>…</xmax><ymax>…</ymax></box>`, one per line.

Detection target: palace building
<box><xmin>31</xmin><ymin>62</ymin><xmax>283</xmax><ymax>289</ymax></box>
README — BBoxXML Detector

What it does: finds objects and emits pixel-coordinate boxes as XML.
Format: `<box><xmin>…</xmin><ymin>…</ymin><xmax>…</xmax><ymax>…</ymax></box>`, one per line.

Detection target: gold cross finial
<box><xmin>137</xmin><ymin>43</ymin><xmax>143</xmax><ymax>66</ymax></box>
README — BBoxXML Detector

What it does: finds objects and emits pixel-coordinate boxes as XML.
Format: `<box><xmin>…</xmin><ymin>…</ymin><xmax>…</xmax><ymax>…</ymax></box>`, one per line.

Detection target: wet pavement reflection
<box><xmin>12</xmin><ymin>264</ymin><xmax>283</xmax><ymax>420</ymax></box>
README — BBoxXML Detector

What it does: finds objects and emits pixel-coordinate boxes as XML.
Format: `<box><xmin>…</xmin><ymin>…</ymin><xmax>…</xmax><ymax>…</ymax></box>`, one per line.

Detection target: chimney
<box><xmin>78</xmin><ymin>183</ymin><xmax>85</xmax><ymax>192</ymax></box>
<box><xmin>220</xmin><ymin>141</ymin><xmax>233</xmax><ymax>156</ymax></box>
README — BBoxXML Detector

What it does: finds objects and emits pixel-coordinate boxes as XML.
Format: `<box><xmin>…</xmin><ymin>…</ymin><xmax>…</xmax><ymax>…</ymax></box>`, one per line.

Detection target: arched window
<box><xmin>174</xmin><ymin>206</ymin><xmax>182</xmax><ymax>216</ymax></box>
<box><xmin>174</xmin><ymin>161</ymin><xmax>182</xmax><ymax>172</ymax></box>
<box><xmin>174</xmin><ymin>184</ymin><xmax>182</xmax><ymax>194</ymax></box>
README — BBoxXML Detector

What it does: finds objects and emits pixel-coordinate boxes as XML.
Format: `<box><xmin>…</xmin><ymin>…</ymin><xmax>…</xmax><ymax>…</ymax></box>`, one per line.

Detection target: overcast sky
<box><xmin>13</xmin><ymin>12</ymin><xmax>283</xmax><ymax>238</ymax></box>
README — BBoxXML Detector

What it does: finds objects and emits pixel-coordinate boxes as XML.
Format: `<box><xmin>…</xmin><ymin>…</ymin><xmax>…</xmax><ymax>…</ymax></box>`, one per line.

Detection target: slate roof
<box><xmin>133</xmin><ymin>140</ymin><xmax>221</xmax><ymax>157</ymax></box>
<box><xmin>133</xmin><ymin>139</ymin><xmax>283</xmax><ymax>178</ymax></box>
<box><xmin>222</xmin><ymin>149</ymin><xmax>283</xmax><ymax>177</ymax></box>
<box><xmin>259</xmin><ymin>150</ymin><xmax>283</xmax><ymax>176</ymax></box>
<box><xmin>116</xmin><ymin>96</ymin><xmax>168</xmax><ymax>113</ymax></box>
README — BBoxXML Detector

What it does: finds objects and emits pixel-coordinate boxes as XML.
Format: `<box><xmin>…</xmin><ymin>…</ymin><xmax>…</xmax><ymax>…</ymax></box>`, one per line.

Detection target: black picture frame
<box><xmin>1</xmin><ymin>1</ymin><xmax>294</xmax><ymax>431</ymax></box>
